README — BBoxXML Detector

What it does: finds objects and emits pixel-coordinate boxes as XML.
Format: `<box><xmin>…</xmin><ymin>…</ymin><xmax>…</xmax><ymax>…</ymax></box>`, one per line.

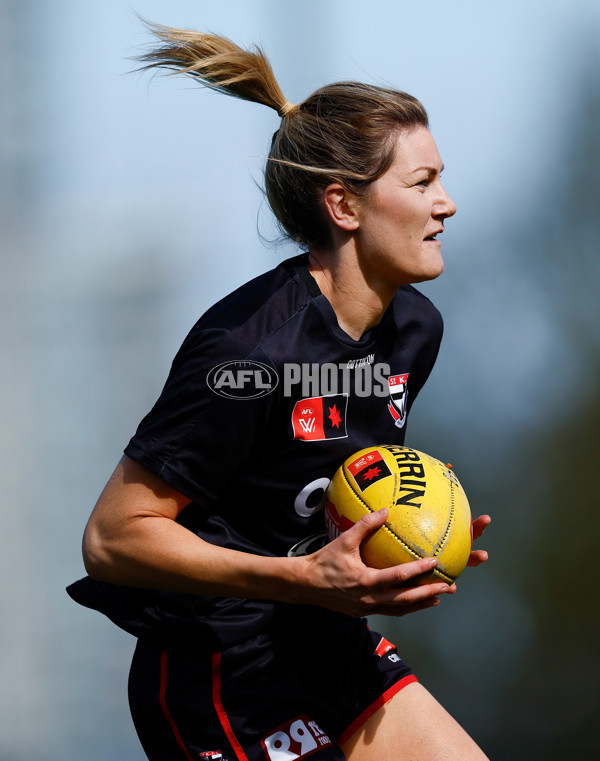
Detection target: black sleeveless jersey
<box><xmin>67</xmin><ymin>254</ymin><xmax>443</xmax><ymax>649</ymax></box>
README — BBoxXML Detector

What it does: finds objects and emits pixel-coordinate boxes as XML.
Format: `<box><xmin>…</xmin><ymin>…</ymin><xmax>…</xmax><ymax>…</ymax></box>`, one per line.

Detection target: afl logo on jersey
<box><xmin>291</xmin><ymin>394</ymin><xmax>348</xmax><ymax>441</ymax></box>
<box><xmin>207</xmin><ymin>360</ymin><xmax>279</xmax><ymax>400</ymax></box>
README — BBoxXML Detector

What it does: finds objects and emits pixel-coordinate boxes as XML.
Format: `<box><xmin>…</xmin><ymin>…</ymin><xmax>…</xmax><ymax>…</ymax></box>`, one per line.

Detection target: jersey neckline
<box><xmin>290</xmin><ymin>253</ymin><xmax>394</xmax><ymax>349</ymax></box>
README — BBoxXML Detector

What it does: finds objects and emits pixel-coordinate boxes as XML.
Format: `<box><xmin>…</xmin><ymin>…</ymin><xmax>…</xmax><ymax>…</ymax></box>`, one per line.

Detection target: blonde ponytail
<box><xmin>137</xmin><ymin>21</ymin><xmax>294</xmax><ymax>117</ymax></box>
<box><xmin>137</xmin><ymin>20</ymin><xmax>428</xmax><ymax>248</ymax></box>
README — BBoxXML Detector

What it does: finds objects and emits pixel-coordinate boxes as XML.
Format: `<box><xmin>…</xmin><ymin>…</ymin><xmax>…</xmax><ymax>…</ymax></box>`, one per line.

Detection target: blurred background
<box><xmin>1</xmin><ymin>0</ymin><xmax>599</xmax><ymax>758</ymax></box>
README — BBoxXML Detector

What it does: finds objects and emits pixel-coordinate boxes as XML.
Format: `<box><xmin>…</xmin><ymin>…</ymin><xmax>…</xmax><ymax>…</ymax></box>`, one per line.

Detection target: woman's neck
<box><xmin>307</xmin><ymin>246</ymin><xmax>395</xmax><ymax>341</ymax></box>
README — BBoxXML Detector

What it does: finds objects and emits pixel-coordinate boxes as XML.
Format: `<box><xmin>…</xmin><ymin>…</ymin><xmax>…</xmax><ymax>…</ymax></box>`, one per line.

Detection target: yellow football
<box><xmin>325</xmin><ymin>445</ymin><xmax>472</xmax><ymax>583</ymax></box>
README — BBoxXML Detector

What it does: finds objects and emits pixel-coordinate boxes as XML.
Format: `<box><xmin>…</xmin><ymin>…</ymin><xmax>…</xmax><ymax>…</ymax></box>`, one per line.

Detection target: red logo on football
<box><xmin>324</xmin><ymin>499</ymin><xmax>356</xmax><ymax>540</ymax></box>
<box><xmin>347</xmin><ymin>449</ymin><xmax>392</xmax><ymax>491</ymax></box>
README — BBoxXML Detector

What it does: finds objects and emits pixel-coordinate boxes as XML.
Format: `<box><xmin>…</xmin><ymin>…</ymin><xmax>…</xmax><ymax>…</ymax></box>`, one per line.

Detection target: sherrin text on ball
<box><xmin>325</xmin><ymin>445</ymin><xmax>472</xmax><ymax>583</ymax></box>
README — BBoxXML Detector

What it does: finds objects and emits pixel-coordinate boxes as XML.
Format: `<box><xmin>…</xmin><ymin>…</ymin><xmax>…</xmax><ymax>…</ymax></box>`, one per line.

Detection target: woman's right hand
<box><xmin>298</xmin><ymin>508</ymin><xmax>456</xmax><ymax>618</ymax></box>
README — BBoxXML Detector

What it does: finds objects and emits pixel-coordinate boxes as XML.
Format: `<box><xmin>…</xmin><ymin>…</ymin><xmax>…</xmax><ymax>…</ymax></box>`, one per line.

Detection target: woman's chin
<box><xmin>407</xmin><ymin>258</ymin><xmax>445</xmax><ymax>285</ymax></box>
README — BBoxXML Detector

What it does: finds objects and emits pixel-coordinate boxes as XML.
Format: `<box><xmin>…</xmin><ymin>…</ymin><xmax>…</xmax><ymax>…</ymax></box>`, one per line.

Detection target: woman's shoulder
<box><xmin>395</xmin><ymin>284</ymin><xmax>442</xmax><ymax>316</ymax></box>
<box><xmin>198</xmin><ymin>253</ymin><xmax>313</xmax><ymax>332</ymax></box>
<box><xmin>392</xmin><ymin>285</ymin><xmax>444</xmax><ymax>339</ymax></box>
<box><xmin>173</xmin><ymin>254</ymin><xmax>316</xmax><ymax>367</ymax></box>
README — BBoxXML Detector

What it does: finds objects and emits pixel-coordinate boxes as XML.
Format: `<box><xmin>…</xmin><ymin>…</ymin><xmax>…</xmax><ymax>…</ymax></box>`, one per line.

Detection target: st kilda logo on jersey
<box><xmin>387</xmin><ymin>373</ymin><xmax>409</xmax><ymax>428</ymax></box>
<box><xmin>291</xmin><ymin>394</ymin><xmax>348</xmax><ymax>441</ymax></box>
<box><xmin>348</xmin><ymin>449</ymin><xmax>392</xmax><ymax>491</ymax></box>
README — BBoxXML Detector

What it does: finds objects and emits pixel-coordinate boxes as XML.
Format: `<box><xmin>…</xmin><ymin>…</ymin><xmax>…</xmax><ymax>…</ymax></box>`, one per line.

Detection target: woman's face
<box><xmin>354</xmin><ymin>126</ymin><xmax>457</xmax><ymax>288</ymax></box>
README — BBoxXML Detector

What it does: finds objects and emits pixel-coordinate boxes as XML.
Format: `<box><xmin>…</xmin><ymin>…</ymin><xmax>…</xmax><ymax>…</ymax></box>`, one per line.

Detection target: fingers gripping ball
<box><xmin>325</xmin><ymin>445</ymin><xmax>472</xmax><ymax>583</ymax></box>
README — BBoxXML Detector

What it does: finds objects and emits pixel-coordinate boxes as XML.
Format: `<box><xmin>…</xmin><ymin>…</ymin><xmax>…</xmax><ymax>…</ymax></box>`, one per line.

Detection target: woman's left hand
<box><xmin>467</xmin><ymin>514</ymin><xmax>491</xmax><ymax>567</ymax></box>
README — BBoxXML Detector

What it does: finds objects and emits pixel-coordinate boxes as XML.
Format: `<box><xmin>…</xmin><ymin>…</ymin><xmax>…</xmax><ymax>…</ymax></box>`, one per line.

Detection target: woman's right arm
<box><xmin>83</xmin><ymin>454</ymin><xmax>456</xmax><ymax>617</ymax></box>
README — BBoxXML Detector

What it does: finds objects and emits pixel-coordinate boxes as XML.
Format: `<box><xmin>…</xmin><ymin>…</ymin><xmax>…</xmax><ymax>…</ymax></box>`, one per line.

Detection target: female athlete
<box><xmin>68</xmin><ymin>21</ymin><xmax>491</xmax><ymax>761</ymax></box>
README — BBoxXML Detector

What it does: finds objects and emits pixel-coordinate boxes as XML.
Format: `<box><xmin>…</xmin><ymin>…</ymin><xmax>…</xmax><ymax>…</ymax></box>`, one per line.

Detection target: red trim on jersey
<box><xmin>211</xmin><ymin>652</ymin><xmax>250</xmax><ymax>761</ymax></box>
<box><xmin>337</xmin><ymin>674</ymin><xmax>418</xmax><ymax>747</ymax></box>
<box><xmin>374</xmin><ymin>635</ymin><xmax>396</xmax><ymax>658</ymax></box>
<box><xmin>158</xmin><ymin>651</ymin><xmax>195</xmax><ymax>761</ymax></box>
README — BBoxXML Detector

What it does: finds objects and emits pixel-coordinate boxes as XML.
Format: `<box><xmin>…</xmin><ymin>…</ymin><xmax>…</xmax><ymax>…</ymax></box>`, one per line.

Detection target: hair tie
<box><xmin>278</xmin><ymin>100</ymin><xmax>296</xmax><ymax>117</ymax></box>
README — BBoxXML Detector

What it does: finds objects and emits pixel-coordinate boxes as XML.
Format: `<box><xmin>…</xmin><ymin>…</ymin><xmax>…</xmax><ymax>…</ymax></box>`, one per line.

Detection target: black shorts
<box><xmin>128</xmin><ymin>611</ymin><xmax>416</xmax><ymax>761</ymax></box>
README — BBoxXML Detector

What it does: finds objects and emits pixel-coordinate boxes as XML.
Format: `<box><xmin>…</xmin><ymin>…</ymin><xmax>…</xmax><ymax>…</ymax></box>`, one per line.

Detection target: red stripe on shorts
<box><xmin>158</xmin><ymin>651</ymin><xmax>195</xmax><ymax>761</ymax></box>
<box><xmin>211</xmin><ymin>652</ymin><xmax>250</xmax><ymax>761</ymax></box>
<box><xmin>337</xmin><ymin>674</ymin><xmax>418</xmax><ymax>747</ymax></box>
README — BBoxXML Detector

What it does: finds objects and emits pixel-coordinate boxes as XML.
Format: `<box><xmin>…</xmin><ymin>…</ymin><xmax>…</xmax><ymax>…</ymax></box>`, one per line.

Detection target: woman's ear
<box><xmin>322</xmin><ymin>183</ymin><xmax>360</xmax><ymax>231</ymax></box>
